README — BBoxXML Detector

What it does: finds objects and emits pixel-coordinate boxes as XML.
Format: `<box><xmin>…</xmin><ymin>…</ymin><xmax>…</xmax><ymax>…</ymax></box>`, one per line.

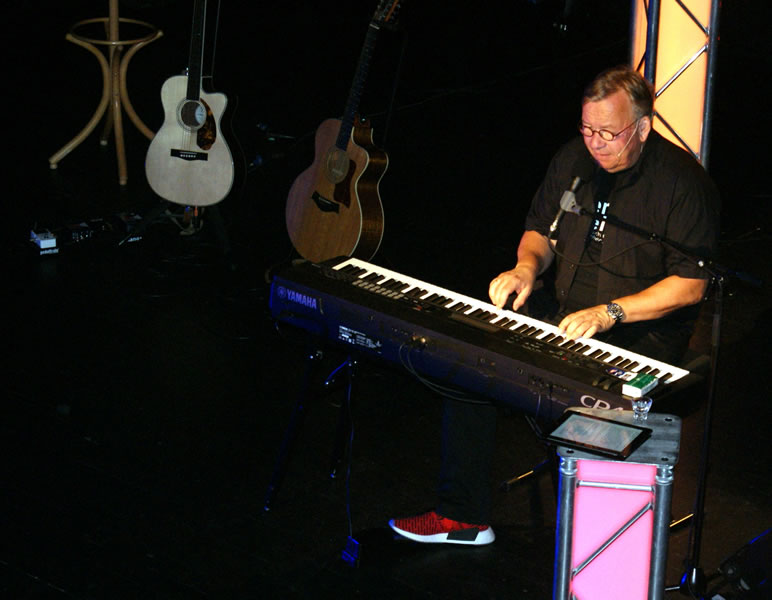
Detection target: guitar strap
<box><xmin>201</xmin><ymin>0</ymin><xmax>222</xmax><ymax>93</ymax></box>
<box><xmin>379</xmin><ymin>25</ymin><xmax>408</xmax><ymax>147</ymax></box>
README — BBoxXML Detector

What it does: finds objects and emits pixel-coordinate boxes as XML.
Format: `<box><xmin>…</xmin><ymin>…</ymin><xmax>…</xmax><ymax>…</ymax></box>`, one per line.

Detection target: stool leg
<box><xmin>120</xmin><ymin>31</ymin><xmax>163</xmax><ymax>141</ymax></box>
<box><xmin>109</xmin><ymin>48</ymin><xmax>128</xmax><ymax>185</ymax></box>
<box><xmin>48</xmin><ymin>34</ymin><xmax>111</xmax><ymax>169</ymax></box>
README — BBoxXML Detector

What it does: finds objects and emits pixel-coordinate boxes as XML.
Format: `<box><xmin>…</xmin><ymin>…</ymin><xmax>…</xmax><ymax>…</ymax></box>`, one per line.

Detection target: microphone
<box><xmin>549</xmin><ymin>176</ymin><xmax>583</xmax><ymax>239</ymax></box>
<box><xmin>616</xmin><ymin>121</ymin><xmax>639</xmax><ymax>158</ymax></box>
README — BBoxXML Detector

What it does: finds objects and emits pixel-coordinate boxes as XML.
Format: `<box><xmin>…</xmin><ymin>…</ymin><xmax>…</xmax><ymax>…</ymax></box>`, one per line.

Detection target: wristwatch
<box><xmin>606</xmin><ymin>302</ymin><xmax>626</xmax><ymax>324</ymax></box>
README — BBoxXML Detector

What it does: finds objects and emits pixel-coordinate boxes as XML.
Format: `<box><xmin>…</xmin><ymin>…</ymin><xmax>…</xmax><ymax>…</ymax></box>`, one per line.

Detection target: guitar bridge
<box><xmin>171</xmin><ymin>149</ymin><xmax>208</xmax><ymax>161</ymax></box>
<box><xmin>312</xmin><ymin>191</ymin><xmax>339</xmax><ymax>213</ymax></box>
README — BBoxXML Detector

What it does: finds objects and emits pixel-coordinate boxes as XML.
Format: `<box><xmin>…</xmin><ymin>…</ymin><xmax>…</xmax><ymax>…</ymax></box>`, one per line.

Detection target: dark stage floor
<box><xmin>4</xmin><ymin>2</ymin><xmax>771</xmax><ymax>598</ymax></box>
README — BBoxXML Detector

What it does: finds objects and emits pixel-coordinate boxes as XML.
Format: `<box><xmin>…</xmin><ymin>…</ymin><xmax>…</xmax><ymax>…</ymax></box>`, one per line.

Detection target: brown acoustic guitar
<box><xmin>286</xmin><ymin>0</ymin><xmax>400</xmax><ymax>263</ymax></box>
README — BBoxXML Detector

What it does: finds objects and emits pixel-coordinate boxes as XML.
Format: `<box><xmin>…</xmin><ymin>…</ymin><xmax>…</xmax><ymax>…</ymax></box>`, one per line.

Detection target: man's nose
<box><xmin>589</xmin><ymin>132</ymin><xmax>606</xmax><ymax>148</ymax></box>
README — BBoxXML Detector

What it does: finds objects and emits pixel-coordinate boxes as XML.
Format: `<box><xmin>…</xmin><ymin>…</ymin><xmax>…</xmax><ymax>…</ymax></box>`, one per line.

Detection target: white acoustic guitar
<box><xmin>145</xmin><ymin>0</ymin><xmax>233</xmax><ymax>207</ymax></box>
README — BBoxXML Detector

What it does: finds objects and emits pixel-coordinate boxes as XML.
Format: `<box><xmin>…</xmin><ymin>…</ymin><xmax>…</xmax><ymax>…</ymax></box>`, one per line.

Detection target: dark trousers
<box><xmin>436</xmin><ymin>397</ymin><xmax>498</xmax><ymax>525</ymax></box>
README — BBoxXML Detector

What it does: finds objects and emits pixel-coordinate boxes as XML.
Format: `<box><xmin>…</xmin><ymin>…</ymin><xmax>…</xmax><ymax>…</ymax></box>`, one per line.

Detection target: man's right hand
<box><xmin>488</xmin><ymin>266</ymin><xmax>537</xmax><ymax>311</ymax></box>
<box><xmin>489</xmin><ymin>231</ymin><xmax>554</xmax><ymax>311</ymax></box>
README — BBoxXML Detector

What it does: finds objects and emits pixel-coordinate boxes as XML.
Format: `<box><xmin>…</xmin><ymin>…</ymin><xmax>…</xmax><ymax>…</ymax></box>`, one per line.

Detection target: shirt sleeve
<box><xmin>662</xmin><ymin>163</ymin><xmax>721</xmax><ymax>280</ymax></box>
<box><xmin>525</xmin><ymin>144</ymin><xmax>571</xmax><ymax>235</ymax></box>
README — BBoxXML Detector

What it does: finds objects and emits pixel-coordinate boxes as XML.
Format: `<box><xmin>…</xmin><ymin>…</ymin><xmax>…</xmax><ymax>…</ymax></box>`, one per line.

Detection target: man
<box><xmin>388</xmin><ymin>66</ymin><xmax>720</xmax><ymax>545</ymax></box>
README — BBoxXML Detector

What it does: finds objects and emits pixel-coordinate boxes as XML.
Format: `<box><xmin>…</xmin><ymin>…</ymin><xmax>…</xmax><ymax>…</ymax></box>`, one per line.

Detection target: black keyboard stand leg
<box><xmin>499</xmin><ymin>456</ymin><xmax>553</xmax><ymax>492</ymax></box>
<box><xmin>263</xmin><ymin>349</ymin><xmax>323</xmax><ymax>512</ymax></box>
<box><xmin>263</xmin><ymin>352</ymin><xmax>359</xmax><ymax>511</ymax></box>
<box><xmin>326</xmin><ymin>357</ymin><xmax>357</xmax><ymax>480</ymax></box>
<box><xmin>500</xmin><ymin>414</ymin><xmax>559</xmax><ymax>489</ymax></box>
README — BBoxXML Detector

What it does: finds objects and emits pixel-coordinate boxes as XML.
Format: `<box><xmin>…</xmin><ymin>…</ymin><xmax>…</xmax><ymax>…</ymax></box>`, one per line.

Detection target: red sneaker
<box><xmin>388</xmin><ymin>511</ymin><xmax>495</xmax><ymax>545</ymax></box>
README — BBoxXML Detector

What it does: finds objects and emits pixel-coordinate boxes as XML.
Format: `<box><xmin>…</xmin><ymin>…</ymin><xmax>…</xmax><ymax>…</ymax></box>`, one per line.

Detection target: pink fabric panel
<box><xmin>571</xmin><ymin>459</ymin><xmax>656</xmax><ymax>600</ymax></box>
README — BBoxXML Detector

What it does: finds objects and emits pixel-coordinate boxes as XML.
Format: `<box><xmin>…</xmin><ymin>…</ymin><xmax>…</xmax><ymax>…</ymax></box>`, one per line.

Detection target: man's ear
<box><xmin>638</xmin><ymin>115</ymin><xmax>652</xmax><ymax>142</ymax></box>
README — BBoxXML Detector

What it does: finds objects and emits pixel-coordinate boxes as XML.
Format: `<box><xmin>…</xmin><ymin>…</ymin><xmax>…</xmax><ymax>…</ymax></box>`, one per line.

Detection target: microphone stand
<box><xmin>569</xmin><ymin>206</ymin><xmax>761</xmax><ymax>599</ymax></box>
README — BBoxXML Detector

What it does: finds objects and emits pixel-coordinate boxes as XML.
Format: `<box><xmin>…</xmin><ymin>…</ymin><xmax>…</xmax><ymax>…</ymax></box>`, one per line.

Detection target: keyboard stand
<box><xmin>263</xmin><ymin>346</ymin><xmax>357</xmax><ymax>511</ymax></box>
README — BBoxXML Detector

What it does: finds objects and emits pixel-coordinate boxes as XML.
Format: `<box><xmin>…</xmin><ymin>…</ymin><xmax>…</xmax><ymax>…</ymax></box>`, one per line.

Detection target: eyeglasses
<box><xmin>578</xmin><ymin>119</ymin><xmax>639</xmax><ymax>142</ymax></box>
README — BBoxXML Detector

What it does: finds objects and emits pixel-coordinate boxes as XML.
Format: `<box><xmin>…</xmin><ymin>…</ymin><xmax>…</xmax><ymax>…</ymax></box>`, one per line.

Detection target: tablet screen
<box><xmin>545</xmin><ymin>410</ymin><xmax>652</xmax><ymax>459</ymax></box>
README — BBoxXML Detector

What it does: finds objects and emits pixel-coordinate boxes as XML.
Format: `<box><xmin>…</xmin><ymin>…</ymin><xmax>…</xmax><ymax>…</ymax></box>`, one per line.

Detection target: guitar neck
<box><xmin>335</xmin><ymin>7</ymin><xmax>391</xmax><ymax>150</ymax></box>
<box><xmin>185</xmin><ymin>0</ymin><xmax>207</xmax><ymax>101</ymax></box>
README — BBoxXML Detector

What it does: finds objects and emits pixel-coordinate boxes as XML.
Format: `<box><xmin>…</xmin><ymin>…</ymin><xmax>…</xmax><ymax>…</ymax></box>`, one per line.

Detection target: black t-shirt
<box><xmin>564</xmin><ymin>169</ymin><xmax>617</xmax><ymax>313</ymax></box>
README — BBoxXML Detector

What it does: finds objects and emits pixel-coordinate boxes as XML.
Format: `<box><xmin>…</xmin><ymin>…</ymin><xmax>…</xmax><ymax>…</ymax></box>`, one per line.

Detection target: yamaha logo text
<box><xmin>278</xmin><ymin>286</ymin><xmax>320</xmax><ymax>312</ymax></box>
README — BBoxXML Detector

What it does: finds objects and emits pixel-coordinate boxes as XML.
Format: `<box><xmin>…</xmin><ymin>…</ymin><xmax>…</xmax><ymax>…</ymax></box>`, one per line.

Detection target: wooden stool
<box><xmin>49</xmin><ymin>0</ymin><xmax>162</xmax><ymax>185</ymax></box>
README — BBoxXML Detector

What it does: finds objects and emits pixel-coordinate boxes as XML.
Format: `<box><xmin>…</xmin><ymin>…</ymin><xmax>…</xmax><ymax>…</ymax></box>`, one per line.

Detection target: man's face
<box><xmin>581</xmin><ymin>90</ymin><xmax>650</xmax><ymax>173</ymax></box>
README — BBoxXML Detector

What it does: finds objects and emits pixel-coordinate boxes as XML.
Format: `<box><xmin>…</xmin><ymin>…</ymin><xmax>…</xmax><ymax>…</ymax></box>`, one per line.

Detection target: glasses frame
<box><xmin>578</xmin><ymin>119</ymin><xmax>640</xmax><ymax>142</ymax></box>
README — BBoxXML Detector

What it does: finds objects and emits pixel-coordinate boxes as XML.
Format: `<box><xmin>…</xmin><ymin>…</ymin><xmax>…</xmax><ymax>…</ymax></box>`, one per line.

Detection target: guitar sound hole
<box><xmin>325</xmin><ymin>148</ymin><xmax>350</xmax><ymax>184</ymax></box>
<box><xmin>180</xmin><ymin>100</ymin><xmax>206</xmax><ymax>129</ymax></box>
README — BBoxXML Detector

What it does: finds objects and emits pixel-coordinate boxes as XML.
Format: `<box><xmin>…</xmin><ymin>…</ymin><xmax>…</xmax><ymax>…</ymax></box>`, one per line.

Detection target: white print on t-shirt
<box><xmin>590</xmin><ymin>201</ymin><xmax>610</xmax><ymax>244</ymax></box>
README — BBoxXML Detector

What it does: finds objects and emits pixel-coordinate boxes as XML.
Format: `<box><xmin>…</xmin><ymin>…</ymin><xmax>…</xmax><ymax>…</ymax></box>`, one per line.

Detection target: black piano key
<box><xmin>405</xmin><ymin>288</ymin><xmax>427</xmax><ymax>298</ymax></box>
<box><xmin>587</xmin><ymin>349</ymin><xmax>605</xmax><ymax>359</ymax></box>
<box><xmin>514</xmin><ymin>324</ymin><xmax>531</xmax><ymax>333</ymax></box>
<box><xmin>617</xmin><ymin>359</ymin><xmax>632</xmax><ymax>369</ymax></box>
<box><xmin>542</xmin><ymin>333</ymin><xmax>559</xmax><ymax>343</ymax></box>
<box><xmin>335</xmin><ymin>265</ymin><xmax>363</xmax><ymax>278</ymax></box>
<box><xmin>600</xmin><ymin>378</ymin><xmax>616</xmax><ymax>390</ymax></box>
<box><xmin>597</xmin><ymin>352</ymin><xmax>611</xmax><ymax>361</ymax></box>
<box><xmin>659</xmin><ymin>372</ymin><xmax>672</xmax><ymax>383</ymax></box>
<box><xmin>608</xmin><ymin>356</ymin><xmax>624</xmax><ymax>366</ymax></box>
<box><xmin>468</xmin><ymin>308</ymin><xmax>486</xmax><ymax>318</ymax></box>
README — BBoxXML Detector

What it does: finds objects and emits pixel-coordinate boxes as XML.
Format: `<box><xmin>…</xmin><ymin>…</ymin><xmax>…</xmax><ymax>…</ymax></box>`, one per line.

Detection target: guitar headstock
<box><xmin>372</xmin><ymin>0</ymin><xmax>402</xmax><ymax>29</ymax></box>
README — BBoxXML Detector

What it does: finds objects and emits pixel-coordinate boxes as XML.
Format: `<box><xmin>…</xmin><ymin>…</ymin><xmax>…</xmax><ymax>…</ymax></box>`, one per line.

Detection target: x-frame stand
<box><xmin>263</xmin><ymin>347</ymin><xmax>358</xmax><ymax>511</ymax></box>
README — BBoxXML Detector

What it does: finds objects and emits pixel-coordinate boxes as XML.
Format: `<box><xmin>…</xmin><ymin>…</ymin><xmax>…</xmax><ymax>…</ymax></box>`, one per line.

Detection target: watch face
<box><xmin>607</xmin><ymin>303</ymin><xmax>624</xmax><ymax>322</ymax></box>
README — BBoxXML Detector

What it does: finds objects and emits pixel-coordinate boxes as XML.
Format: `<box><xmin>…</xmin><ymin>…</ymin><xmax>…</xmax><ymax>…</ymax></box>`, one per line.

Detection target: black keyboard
<box><xmin>269</xmin><ymin>257</ymin><xmax>698</xmax><ymax>418</ymax></box>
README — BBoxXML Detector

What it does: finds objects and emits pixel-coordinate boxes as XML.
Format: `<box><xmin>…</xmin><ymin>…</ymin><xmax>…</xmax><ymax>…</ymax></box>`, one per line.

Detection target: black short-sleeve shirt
<box><xmin>524</xmin><ymin>130</ymin><xmax>721</xmax><ymax>360</ymax></box>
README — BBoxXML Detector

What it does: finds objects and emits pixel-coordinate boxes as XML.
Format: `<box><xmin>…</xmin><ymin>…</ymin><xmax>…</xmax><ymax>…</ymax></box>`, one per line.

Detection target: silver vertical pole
<box><xmin>649</xmin><ymin>464</ymin><xmax>675</xmax><ymax>600</ymax></box>
<box><xmin>642</xmin><ymin>0</ymin><xmax>661</xmax><ymax>84</ymax></box>
<box><xmin>553</xmin><ymin>456</ymin><xmax>578</xmax><ymax>600</ymax></box>
<box><xmin>700</xmin><ymin>0</ymin><xmax>722</xmax><ymax>169</ymax></box>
